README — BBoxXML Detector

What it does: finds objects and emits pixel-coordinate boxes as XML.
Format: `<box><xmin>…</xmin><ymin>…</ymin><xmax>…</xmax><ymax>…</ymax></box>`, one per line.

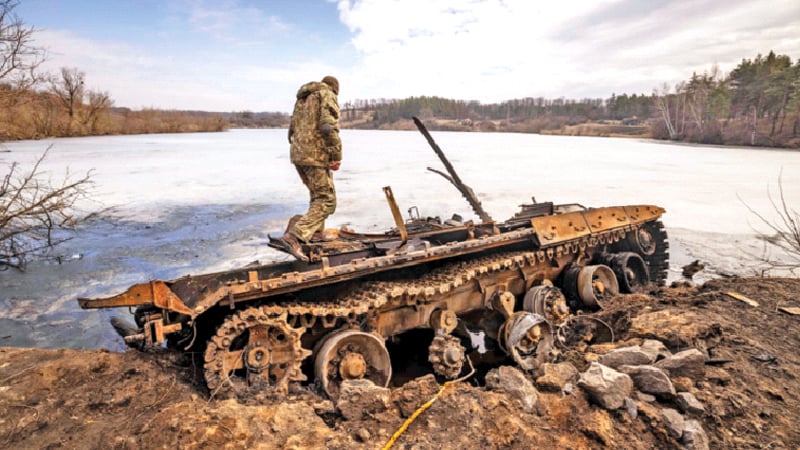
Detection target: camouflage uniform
<box><xmin>287</xmin><ymin>79</ymin><xmax>341</xmax><ymax>242</ymax></box>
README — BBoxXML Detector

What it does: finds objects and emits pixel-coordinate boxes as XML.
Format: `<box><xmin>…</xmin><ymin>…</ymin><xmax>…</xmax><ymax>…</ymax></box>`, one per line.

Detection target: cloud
<box><xmin>335</xmin><ymin>0</ymin><xmax>800</xmax><ymax>103</ymax></box>
<box><xmin>184</xmin><ymin>0</ymin><xmax>291</xmax><ymax>44</ymax></box>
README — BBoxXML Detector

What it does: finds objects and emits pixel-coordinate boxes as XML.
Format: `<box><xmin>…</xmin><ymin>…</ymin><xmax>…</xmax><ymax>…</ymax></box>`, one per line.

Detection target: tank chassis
<box><xmin>78</xmin><ymin>118</ymin><xmax>668</xmax><ymax>399</ymax></box>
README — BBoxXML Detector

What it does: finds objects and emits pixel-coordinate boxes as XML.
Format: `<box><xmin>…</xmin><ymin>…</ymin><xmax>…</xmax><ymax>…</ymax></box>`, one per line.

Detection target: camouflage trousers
<box><xmin>289</xmin><ymin>165</ymin><xmax>337</xmax><ymax>242</ymax></box>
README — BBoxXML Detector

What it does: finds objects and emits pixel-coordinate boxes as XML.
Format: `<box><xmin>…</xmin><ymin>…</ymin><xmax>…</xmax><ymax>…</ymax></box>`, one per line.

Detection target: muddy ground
<box><xmin>1</xmin><ymin>277</ymin><xmax>799</xmax><ymax>450</ymax></box>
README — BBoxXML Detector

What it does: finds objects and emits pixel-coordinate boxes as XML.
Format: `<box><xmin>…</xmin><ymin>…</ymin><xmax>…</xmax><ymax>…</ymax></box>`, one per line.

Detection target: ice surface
<box><xmin>1</xmin><ymin>129</ymin><xmax>798</xmax><ymax>349</ymax></box>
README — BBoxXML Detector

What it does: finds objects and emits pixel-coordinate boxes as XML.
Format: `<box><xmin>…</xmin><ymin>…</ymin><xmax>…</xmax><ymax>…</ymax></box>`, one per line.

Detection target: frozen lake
<box><xmin>1</xmin><ymin>129</ymin><xmax>799</xmax><ymax>350</ymax></box>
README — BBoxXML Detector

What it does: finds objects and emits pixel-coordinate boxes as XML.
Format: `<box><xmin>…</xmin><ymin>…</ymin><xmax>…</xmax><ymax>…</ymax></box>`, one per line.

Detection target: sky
<box><xmin>15</xmin><ymin>0</ymin><xmax>800</xmax><ymax>112</ymax></box>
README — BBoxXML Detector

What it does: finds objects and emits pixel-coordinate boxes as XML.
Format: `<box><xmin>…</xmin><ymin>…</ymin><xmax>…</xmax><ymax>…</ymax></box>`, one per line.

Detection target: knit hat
<box><xmin>321</xmin><ymin>75</ymin><xmax>339</xmax><ymax>95</ymax></box>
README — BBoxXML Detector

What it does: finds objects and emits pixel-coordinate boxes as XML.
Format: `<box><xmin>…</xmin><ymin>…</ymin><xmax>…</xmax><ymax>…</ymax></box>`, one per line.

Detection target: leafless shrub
<box><xmin>740</xmin><ymin>172</ymin><xmax>800</xmax><ymax>275</ymax></box>
<box><xmin>0</xmin><ymin>146</ymin><xmax>97</xmax><ymax>270</ymax></box>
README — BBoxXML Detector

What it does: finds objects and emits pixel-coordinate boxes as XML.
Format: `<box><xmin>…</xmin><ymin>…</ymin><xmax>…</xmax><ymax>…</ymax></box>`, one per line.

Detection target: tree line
<box><xmin>0</xmin><ymin>1</ymin><xmax>226</xmax><ymax>142</ymax></box>
<box><xmin>341</xmin><ymin>51</ymin><xmax>799</xmax><ymax>148</ymax></box>
<box><xmin>653</xmin><ymin>51</ymin><xmax>800</xmax><ymax>147</ymax></box>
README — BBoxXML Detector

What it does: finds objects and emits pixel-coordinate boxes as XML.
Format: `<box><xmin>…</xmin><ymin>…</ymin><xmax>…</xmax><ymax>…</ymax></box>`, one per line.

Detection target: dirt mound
<box><xmin>1</xmin><ymin>277</ymin><xmax>798</xmax><ymax>449</ymax></box>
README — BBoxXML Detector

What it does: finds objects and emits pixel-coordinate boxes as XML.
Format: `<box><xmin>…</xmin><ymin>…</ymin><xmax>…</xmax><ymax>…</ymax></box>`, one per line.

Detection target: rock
<box><xmin>485</xmin><ymin>365</ymin><xmax>539</xmax><ymax>413</ymax></box>
<box><xmin>660</xmin><ymin>408</ymin><xmax>685</xmax><ymax>439</ymax></box>
<box><xmin>637</xmin><ymin>400</ymin><xmax>661</xmax><ymax>426</ymax></box>
<box><xmin>655</xmin><ymin>348</ymin><xmax>706</xmax><ymax>380</ymax></box>
<box><xmin>629</xmin><ymin>311</ymin><xmax>712</xmax><ymax>349</ymax></box>
<box><xmin>355</xmin><ymin>428</ymin><xmax>371</xmax><ymax>442</ymax></box>
<box><xmin>671</xmin><ymin>376</ymin><xmax>694</xmax><ymax>392</ymax></box>
<box><xmin>705</xmin><ymin>366</ymin><xmax>731</xmax><ymax>385</ymax></box>
<box><xmin>335</xmin><ymin>379</ymin><xmax>391</xmax><ymax>421</ymax></box>
<box><xmin>682</xmin><ymin>419</ymin><xmax>710</xmax><ymax>450</ymax></box>
<box><xmin>640</xmin><ymin>339</ymin><xmax>671</xmax><ymax>362</ymax></box>
<box><xmin>634</xmin><ymin>391</ymin><xmax>655</xmax><ymax>403</ymax></box>
<box><xmin>577</xmin><ymin>362</ymin><xmax>633</xmax><ymax>410</ymax></box>
<box><xmin>535</xmin><ymin>362</ymin><xmax>579</xmax><ymax>393</ymax></box>
<box><xmin>113</xmin><ymin>436</ymin><xmax>138</xmax><ymax>450</ymax></box>
<box><xmin>392</xmin><ymin>374</ymin><xmax>440</xmax><ymax>418</ymax></box>
<box><xmin>312</xmin><ymin>400</ymin><xmax>336</xmax><ymax>415</ymax></box>
<box><xmin>597</xmin><ymin>346</ymin><xmax>654</xmax><ymax>369</ymax></box>
<box><xmin>618</xmin><ymin>365</ymin><xmax>675</xmax><ymax>398</ymax></box>
<box><xmin>676</xmin><ymin>392</ymin><xmax>705</xmax><ymax>415</ymax></box>
<box><xmin>579</xmin><ymin>409</ymin><xmax>616</xmax><ymax>446</ymax></box>
<box><xmin>682</xmin><ymin>260</ymin><xmax>705</xmax><ymax>279</ymax></box>
<box><xmin>624</xmin><ymin>397</ymin><xmax>638</xmax><ymax>420</ymax></box>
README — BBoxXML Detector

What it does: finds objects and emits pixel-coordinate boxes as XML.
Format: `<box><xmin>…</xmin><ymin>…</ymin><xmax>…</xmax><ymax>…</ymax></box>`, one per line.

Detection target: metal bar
<box><xmin>413</xmin><ymin>116</ymin><xmax>493</xmax><ymax>223</ymax></box>
<box><xmin>383</xmin><ymin>186</ymin><xmax>408</xmax><ymax>244</ymax></box>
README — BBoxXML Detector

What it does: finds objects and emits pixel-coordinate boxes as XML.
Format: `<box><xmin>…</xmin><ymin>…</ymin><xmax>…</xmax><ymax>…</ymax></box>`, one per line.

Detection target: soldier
<box><xmin>276</xmin><ymin>76</ymin><xmax>342</xmax><ymax>262</ymax></box>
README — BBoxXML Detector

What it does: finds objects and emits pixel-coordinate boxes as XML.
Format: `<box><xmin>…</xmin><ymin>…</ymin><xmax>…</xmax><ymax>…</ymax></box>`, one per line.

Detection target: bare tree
<box><xmin>50</xmin><ymin>67</ymin><xmax>85</xmax><ymax>120</ymax></box>
<box><xmin>653</xmin><ymin>83</ymin><xmax>677</xmax><ymax>139</ymax></box>
<box><xmin>740</xmin><ymin>172</ymin><xmax>800</xmax><ymax>275</ymax></box>
<box><xmin>0</xmin><ymin>147</ymin><xmax>96</xmax><ymax>270</ymax></box>
<box><xmin>82</xmin><ymin>89</ymin><xmax>112</xmax><ymax>132</ymax></box>
<box><xmin>0</xmin><ymin>0</ymin><xmax>45</xmax><ymax>105</ymax></box>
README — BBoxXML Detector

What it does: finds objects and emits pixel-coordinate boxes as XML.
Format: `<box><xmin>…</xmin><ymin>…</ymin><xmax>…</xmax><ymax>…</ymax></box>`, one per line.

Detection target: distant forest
<box><xmin>231</xmin><ymin>50</ymin><xmax>800</xmax><ymax>149</ymax></box>
<box><xmin>334</xmin><ymin>51</ymin><xmax>800</xmax><ymax>148</ymax></box>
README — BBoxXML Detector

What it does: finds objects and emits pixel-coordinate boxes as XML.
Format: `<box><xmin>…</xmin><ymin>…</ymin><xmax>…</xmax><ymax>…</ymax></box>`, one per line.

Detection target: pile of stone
<box><xmin>575</xmin><ymin>340</ymin><xmax>710</xmax><ymax>450</ymax></box>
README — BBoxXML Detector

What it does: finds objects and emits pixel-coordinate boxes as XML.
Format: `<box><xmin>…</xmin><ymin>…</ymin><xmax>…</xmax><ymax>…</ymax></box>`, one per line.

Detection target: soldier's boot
<box><xmin>284</xmin><ymin>214</ymin><xmax>303</xmax><ymax>235</ymax></box>
<box><xmin>279</xmin><ymin>232</ymin><xmax>309</xmax><ymax>262</ymax></box>
<box><xmin>311</xmin><ymin>228</ymin><xmax>339</xmax><ymax>242</ymax></box>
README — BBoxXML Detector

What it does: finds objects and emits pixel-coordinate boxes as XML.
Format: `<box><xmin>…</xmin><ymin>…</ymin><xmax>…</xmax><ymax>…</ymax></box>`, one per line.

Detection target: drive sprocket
<box><xmin>204</xmin><ymin>307</ymin><xmax>311</xmax><ymax>397</ymax></box>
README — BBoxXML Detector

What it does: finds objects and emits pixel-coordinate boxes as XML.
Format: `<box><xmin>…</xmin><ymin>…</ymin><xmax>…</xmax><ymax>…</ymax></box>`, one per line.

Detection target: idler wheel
<box><xmin>599</xmin><ymin>252</ymin><xmax>650</xmax><ymax>293</ymax></box>
<box><xmin>497</xmin><ymin>311</ymin><xmax>554</xmax><ymax>371</ymax></box>
<box><xmin>428</xmin><ymin>334</ymin><xmax>466</xmax><ymax>379</ymax></box>
<box><xmin>523</xmin><ymin>282</ymin><xmax>569</xmax><ymax>326</ymax></box>
<box><xmin>563</xmin><ymin>264</ymin><xmax>619</xmax><ymax>310</ymax></box>
<box><xmin>314</xmin><ymin>329</ymin><xmax>392</xmax><ymax>399</ymax></box>
<box><xmin>629</xmin><ymin>226</ymin><xmax>657</xmax><ymax>255</ymax></box>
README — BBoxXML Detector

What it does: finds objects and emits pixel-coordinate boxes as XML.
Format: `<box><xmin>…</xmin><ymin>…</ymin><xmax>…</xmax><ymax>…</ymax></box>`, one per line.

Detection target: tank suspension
<box><xmin>497</xmin><ymin>311</ymin><xmax>554</xmax><ymax>371</ymax></box>
<box><xmin>598</xmin><ymin>252</ymin><xmax>650</xmax><ymax>293</ymax></box>
<box><xmin>523</xmin><ymin>281</ymin><xmax>569</xmax><ymax>326</ymax></box>
<box><xmin>563</xmin><ymin>264</ymin><xmax>619</xmax><ymax>310</ymax></box>
<box><xmin>428</xmin><ymin>334</ymin><xmax>467</xmax><ymax>379</ymax></box>
<box><xmin>314</xmin><ymin>329</ymin><xmax>392</xmax><ymax>399</ymax></box>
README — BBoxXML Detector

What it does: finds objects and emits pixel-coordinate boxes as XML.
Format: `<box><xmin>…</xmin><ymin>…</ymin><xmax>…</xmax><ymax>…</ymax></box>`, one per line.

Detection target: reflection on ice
<box><xmin>1</xmin><ymin>129</ymin><xmax>798</xmax><ymax>349</ymax></box>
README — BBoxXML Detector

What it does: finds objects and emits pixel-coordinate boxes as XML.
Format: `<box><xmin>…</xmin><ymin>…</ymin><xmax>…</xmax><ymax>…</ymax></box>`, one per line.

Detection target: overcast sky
<box><xmin>17</xmin><ymin>0</ymin><xmax>800</xmax><ymax>112</ymax></box>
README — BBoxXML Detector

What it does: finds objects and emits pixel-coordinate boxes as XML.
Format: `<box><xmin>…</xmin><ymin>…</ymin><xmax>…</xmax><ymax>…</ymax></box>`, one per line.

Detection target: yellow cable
<box><xmin>382</xmin><ymin>358</ymin><xmax>475</xmax><ymax>450</ymax></box>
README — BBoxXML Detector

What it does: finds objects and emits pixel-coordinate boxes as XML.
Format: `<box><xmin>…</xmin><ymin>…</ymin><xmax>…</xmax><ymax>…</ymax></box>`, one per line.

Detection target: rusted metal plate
<box><xmin>624</xmin><ymin>205</ymin><xmax>666</xmax><ymax>224</ymax></box>
<box><xmin>582</xmin><ymin>206</ymin><xmax>631</xmax><ymax>233</ymax></box>
<box><xmin>530</xmin><ymin>211</ymin><xmax>590</xmax><ymax>245</ymax></box>
<box><xmin>78</xmin><ymin>281</ymin><xmax>193</xmax><ymax>316</ymax></box>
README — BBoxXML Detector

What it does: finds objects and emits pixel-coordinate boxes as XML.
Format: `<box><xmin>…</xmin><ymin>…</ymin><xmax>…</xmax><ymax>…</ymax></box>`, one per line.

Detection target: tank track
<box><xmin>641</xmin><ymin>220</ymin><xmax>669</xmax><ymax>286</ymax></box>
<box><xmin>208</xmin><ymin>223</ymin><xmax>645</xmax><ymax>349</ymax></box>
<box><xmin>203</xmin><ymin>222</ymin><xmax>665</xmax><ymax>393</ymax></box>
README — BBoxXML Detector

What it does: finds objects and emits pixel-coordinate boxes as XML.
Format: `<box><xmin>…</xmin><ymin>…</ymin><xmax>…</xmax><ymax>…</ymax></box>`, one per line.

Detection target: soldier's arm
<box><xmin>319</xmin><ymin>91</ymin><xmax>342</xmax><ymax>162</ymax></box>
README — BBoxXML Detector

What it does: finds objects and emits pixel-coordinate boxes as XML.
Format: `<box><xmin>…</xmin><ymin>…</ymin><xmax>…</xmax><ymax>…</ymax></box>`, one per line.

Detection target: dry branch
<box><xmin>0</xmin><ymin>146</ymin><xmax>96</xmax><ymax>270</ymax></box>
<box><xmin>739</xmin><ymin>172</ymin><xmax>800</xmax><ymax>274</ymax></box>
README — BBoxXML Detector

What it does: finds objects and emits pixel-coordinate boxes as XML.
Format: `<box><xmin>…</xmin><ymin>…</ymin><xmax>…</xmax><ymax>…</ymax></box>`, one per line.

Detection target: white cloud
<box><xmin>335</xmin><ymin>0</ymin><xmax>800</xmax><ymax>103</ymax></box>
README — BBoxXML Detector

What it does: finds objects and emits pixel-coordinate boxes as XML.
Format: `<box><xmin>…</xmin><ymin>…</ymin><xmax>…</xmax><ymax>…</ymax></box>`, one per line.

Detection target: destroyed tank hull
<box><xmin>79</xmin><ymin>117</ymin><xmax>667</xmax><ymax>398</ymax></box>
<box><xmin>79</xmin><ymin>201</ymin><xmax>668</xmax><ymax>398</ymax></box>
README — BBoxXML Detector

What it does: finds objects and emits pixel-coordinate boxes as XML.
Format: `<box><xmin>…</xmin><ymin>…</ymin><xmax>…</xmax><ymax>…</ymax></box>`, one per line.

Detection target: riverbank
<box><xmin>1</xmin><ymin>277</ymin><xmax>798</xmax><ymax>449</ymax></box>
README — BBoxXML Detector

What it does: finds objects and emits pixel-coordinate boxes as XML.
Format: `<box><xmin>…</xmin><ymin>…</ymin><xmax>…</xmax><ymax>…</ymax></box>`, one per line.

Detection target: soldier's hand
<box><xmin>329</xmin><ymin>161</ymin><xmax>341</xmax><ymax>171</ymax></box>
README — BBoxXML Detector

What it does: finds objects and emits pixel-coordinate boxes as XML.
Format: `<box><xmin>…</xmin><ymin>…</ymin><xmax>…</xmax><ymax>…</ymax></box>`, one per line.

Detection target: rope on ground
<box><xmin>381</xmin><ymin>357</ymin><xmax>476</xmax><ymax>450</ymax></box>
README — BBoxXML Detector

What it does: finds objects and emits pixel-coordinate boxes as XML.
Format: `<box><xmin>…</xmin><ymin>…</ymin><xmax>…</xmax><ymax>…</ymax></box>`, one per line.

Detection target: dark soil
<box><xmin>1</xmin><ymin>277</ymin><xmax>798</xmax><ymax>449</ymax></box>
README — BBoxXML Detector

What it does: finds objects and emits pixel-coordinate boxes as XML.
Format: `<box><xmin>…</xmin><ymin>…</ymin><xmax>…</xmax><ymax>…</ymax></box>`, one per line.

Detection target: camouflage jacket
<box><xmin>288</xmin><ymin>82</ymin><xmax>341</xmax><ymax>167</ymax></box>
